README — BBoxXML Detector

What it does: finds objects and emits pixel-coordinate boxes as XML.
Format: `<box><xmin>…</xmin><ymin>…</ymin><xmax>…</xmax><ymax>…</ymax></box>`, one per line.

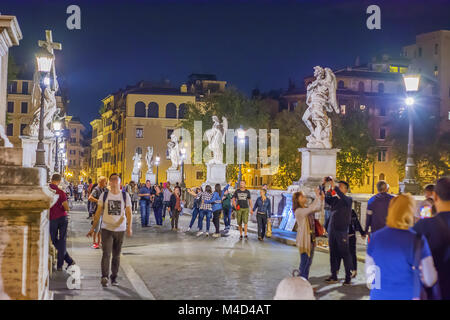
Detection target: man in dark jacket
<box><xmin>365</xmin><ymin>180</ymin><xmax>393</xmax><ymax>236</ymax></box>
<box><xmin>324</xmin><ymin>178</ymin><xmax>353</xmax><ymax>286</ymax></box>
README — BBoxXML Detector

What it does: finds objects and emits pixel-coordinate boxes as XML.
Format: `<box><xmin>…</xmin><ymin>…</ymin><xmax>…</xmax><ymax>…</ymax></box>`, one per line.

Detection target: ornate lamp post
<box><xmin>53</xmin><ymin>120</ymin><xmax>62</xmax><ymax>173</ymax></box>
<box><xmin>34</xmin><ymin>47</ymin><xmax>54</xmax><ymax>173</ymax></box>
<box><xmin>237</xmin><ymin>127</ymin><xmax>246</xmax><ymax>185</ymax></box>
<box><xmin>399</xmin><ymin>74</ymin><xmax>421</xmax><ymax>195</ymax></box>
<box><xmin>180</xmin><ymin>147</ymin><xmax>186</xmax><ymax>188</ymax></box>
<box><xmin>58</xmin><ymin>141</ymin><xmax>65</xmax><ymax>174</ymax></box>
<box><xmin>155</xmin><ymin>155</ymin><xmax>160</xmax><ymax>185</ymax></box>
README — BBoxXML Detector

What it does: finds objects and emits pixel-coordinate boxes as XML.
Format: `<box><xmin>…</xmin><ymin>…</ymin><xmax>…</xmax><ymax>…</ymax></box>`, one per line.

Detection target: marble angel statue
<box><xmin>204</xmin><ymin>115</ymin><xmax>227</xmax><ymax>164</ymax></box>
<box><xmin>145</xmin><ymin>146</ymin><xmax>154</xmax><ymax>174</ymax></box>
<box><xmin>167</xmin><ymin>134</ymin><xmax>181</xmax><ymax>170</ymax></box>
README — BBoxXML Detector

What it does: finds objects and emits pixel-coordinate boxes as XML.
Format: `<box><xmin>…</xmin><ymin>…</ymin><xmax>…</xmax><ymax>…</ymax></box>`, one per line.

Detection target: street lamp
<box><xmin>59</xmin><ymin>141</ymin><xmax>65</xmax><ymax>174</ymax></box>
<box><xmin>34</xmin><ymin>47</ymin><xmax>54</xmax><ymax>174</ymax></box>
<box><xmin>155</xmin><ymin>155</ymin><xmax>160</xmax><ymax>185</ymax></box>
<box><xmin>180</xmin><ymin>147</ymin><xmax>186</xmax><ymax>188</ymax></box>
<box><xmin>53</xmin><ymin>120</ymin><xmax>62</xmax><ymax>173</ymax></box>
<box><xmin>399</xmin><ymin>74</ymin><xmax>421</xmax><ymax>194</ymax></box>
<box><xmin>237</xmin><ymin>127</ymin><xmax>246</xmax><ymax>186</ymax></box>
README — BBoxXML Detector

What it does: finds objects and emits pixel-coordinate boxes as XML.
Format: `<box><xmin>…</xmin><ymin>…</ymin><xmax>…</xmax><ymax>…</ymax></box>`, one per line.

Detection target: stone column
<box><xmin>0</xmin><ymin>148</ymin><xmax>57</xmax><ymax>300</ymax></box>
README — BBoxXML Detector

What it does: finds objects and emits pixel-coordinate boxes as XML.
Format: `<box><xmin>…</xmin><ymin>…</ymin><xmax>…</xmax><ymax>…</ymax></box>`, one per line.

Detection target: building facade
<box><xmin>64</xmin><ymin>116</ymin><xmax>87</xmax><ymax>183</ymax></box>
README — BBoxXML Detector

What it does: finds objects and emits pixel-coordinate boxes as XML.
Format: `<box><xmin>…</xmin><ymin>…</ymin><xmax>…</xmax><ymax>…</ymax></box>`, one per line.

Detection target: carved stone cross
<box><xmin>38</xmin><ymin>30</ymin><xmax>61</xmax><ymax>90</ymax></box>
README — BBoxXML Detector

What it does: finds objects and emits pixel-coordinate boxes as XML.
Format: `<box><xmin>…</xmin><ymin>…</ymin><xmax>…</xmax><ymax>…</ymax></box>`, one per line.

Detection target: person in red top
<box><xmin>49</xmin><ymin>173</ymin><xmax>75</xmax><ymax>271</ymax></box>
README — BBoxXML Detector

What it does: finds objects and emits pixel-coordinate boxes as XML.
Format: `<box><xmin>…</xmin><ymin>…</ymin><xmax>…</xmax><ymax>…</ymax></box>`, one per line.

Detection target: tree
<box><xmin>332</xmin><ymin>109</ymin><xmax>377</xmax><ymax>188</ymax></box>
<box><xmin>7</xmin><ymin>54</ymin><xmax>20</xmax><ymax>81</ymax></box>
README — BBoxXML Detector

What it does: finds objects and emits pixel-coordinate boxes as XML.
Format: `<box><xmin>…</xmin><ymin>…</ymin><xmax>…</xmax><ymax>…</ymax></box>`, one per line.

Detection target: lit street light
<box><xmin>236</xmin><ymin>127</ymin><xmax>246</xmax><ymax>185</ymax></box>
<box><xmin>34</xmin><ymin>47</ymin><xmax>54</xmax><ymax>176</ymax></box>
<box><xmin>155</xmin><ymin>155</ymin><xmax>160</xmax><ymax>185</ymax></box>
<box><xmin>399</xmin><ymin>74</ymin><xmax>421</xmax><ymax>194</ymax></box>
<box><xmin>53</xmin><ymin>120</ymin><xmax>62</xmax><ymax>173</ymax></box>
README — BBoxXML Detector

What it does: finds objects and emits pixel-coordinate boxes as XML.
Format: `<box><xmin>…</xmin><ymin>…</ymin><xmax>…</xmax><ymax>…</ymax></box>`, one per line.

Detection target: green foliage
<box><xmin>332</xmin><ymin>109</ymin><xmax>377</xmax><ymax>187</ymax></box>
<box><xmin>7</xmin><ymin>55</ymin><xmax>20</xmax><ymax>81</ymax></box>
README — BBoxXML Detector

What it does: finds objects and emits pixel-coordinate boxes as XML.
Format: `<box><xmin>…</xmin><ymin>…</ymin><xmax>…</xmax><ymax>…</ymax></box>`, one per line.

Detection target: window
<box><xmin>6</xmin><ymin>124</ymin><xmax>13</xmax><ymax>136</ymax></box>
<box><xmin>136</xmin><ymin>128</ymin><xmax>143</xmax><ymax>138</ymax></box>
<box><xmin>178</xmin><ymin>103</ymin><xmax>187</xmax><ymax>118</ymax></box>
<box><xmin>93</xmin><ymin>129</ymin><xmax>97</xmax><ymax>138</ymax></box>
<box><xmin>418</xmin><ymin>47</ymin><xmax>422</xmax><ymax>57</ymax></box>
<box><xmin>21</xmin><ymin>102</ymin><xmax>28</xmax><ymax>114</ymax></box>
<box><xmin>72</xmin><ymin>128</ymin><xmax>76</xmax><ymax>133</ymax></box>
<box><xmin>20</xmin><ymin>124</ymin><xmax>26</xmax><ymax>135</ymax></box>
<box><xmin>22</xmin><ymin>82</ymin><xmax>28</xmax><ymax>94</ymax></box>
<box><xmin>379</xmin><ymin>106</ymin><xmax>386</xmax><ymax>116</ymax></box>
<box><xmin>434</xmin><ymin>43</ymin><xmax>439</xmax><ymax>55</ymax></box>
<box><xmin>136</xmin><ymin>147</ymin><xmax>142</xmax><ymax>155</ymax></box>
<box><xmin>338</xmin><ymin>80</ymin><xmax>345</xmax><ymax>89</ymax></box>
<box><xmin>98</xmin><ymin>141</ymin><xmax>102</xmax><ymax>149</ymax></box>
<box><xmin>358</xmin><ymin>82</ymin><xmax>365</xmax><ymax>92</ymax></box>
<box><xmin>165</xmin><ymin>103</ymin><xmax>177</xmax><ymax>118</ymax></box>
<box><xmin>260</xmin><ymin>177</ymin><xmax>263</xmax><ymax>185</ymax></box>
<box><xmin>379</xmin><ymin>128</ymin><xmax>386</xmax><ymax>140</ymax></box>
<box><xmin>107</xmin><ymin>133</ymin><xmax>111</xmax><ymax>143</ymax></box>
<box><xmin>377</xmin><ymin>150</ymin><xmax>387</xmax><ymax>162</ymax></box>
<box><xmin>196</xmin><ymin>171</ymin><xmax>204</xmax><ymax>180</ymax></box>
<box><xmin>7</xmin><ymin>101</ymin><xmax>13</xmax><ymax>113</ymax></box>
<box><xmin>148</xmin><ymin>102</ymin><xmax>159</xmax><ymax>118</ymax></box>
<box><xmin>340</xmin><ymin>105</ymin><xmax>346</xmax><ymax>114</ymax></box>
<box><xmin>389</xmin><ymin>66</ymin><xmax>398</xmax><ymax>73</ymax></box>
<box><xmin>366</xmin><ymin>176</ymin><xmax>370</xmax><ymax>185</ymax></box>
<box><xmin>379</xmin><ymin>173</ymin><xmax>385</xmax><ymax>181</ymax></box>
<box><xmin>434</xmin><ymin>66</ymin><xmax>438</xmax><ymax>77</ymax></box>
<box><xmin>134</xmin><ymin>102</ymin><xmax>146</xmax><ymax>117</ymax></box>
<box><xmin>167</xmin><ymin>129</ymin><xmax>174</xmax><ymax>140</ymax></box>
<box><xmin>8</xmin><ymin>81</ymin><xmax>17</xmax><ymax>93</ymax></box>
<box><xmin>378</xmin><ymin>83</ymin><xmax>384</xmax><ymax>93</ymax></box>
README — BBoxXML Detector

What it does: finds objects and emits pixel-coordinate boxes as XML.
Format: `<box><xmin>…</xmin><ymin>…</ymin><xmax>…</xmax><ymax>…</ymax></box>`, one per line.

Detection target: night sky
<box><xmin>3</xmin><ymin>0</ymin><xmax>450</xmax><ymax>127</ymax></box>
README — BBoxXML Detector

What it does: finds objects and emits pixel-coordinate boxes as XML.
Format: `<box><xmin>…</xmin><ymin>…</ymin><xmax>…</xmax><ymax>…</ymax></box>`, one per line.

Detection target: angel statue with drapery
<box><xmin>204</xmin><ymin>116</ymin><xmax>228</xmax><ymax>164</ymax></box>
<box><xmin>302</xmin><ymin>66</ymin><xmax>340</xmax><ymax>149</ymax></box>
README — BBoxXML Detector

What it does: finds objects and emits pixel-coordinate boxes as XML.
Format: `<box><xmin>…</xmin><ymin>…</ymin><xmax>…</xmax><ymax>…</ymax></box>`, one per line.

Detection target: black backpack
<box><xmin>102</xmin><ymin>190</ymin><xmax>127</xmax><ymax>207</ymax></box>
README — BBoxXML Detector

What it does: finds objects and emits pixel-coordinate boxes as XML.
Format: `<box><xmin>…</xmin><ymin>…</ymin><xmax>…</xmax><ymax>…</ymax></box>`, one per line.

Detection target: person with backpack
<box><xmin>138</xmin><ymin>180</ymin><xmax>152</xmax><ymax>227</ymax></box>
<box><xmin>413</xmin><ymin>176</ymin><xmax>450</xmax><ymax>300</ymax></box>
<box><xmin>221</xmin><ymin>184</ymin><xmax>232</xmax><ymax>232</ymax></box>
<box><xmin>169</xmin><ymin>186</ymin><xmax>182</xmax><ymax>231</ymax></box>
<box><xmin>203</xmin><ymin>184</ymin><xmax>223</xmax><ymax>238</ymax></box>
<box><xmin>162</xmin><ymin>182</ymin><xmax>173</xmax><ymax>223</ymax></box>
<box><xmin>196</xmin><ymin>185</ymin><xmax>213</xmax><ymax>237</ymax></box>
<box><xmin>87</xmin><ymin>173</ymin><xmax>133</xmax><ymax>287</ymax></box>
<box><xmin>88</xmin><ymin>177</ymin><xmax>108</xmax><ymax>249</ymax></box>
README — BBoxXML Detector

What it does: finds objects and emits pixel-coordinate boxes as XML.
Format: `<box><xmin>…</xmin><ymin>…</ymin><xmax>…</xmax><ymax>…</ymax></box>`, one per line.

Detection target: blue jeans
<box><xmin>223</xmin><ymin>207</ymin><xmax>231</xmax><ymax>229</ymax></box>
<box><xmin>189</xmin><ymin>207</ymin><xmax>200</xmax><ymax>228</ymax></box>
<box><xmin>154</xmin><ymin>206</ymin><xmax>163</xmax><ymax>225</ymax></box>
<box><xmin>198</xmin><ymin>209</ymin><xmax>212</xmax><ymax>232</ymax></box>
<box><xmin>299</xmin><ymin>246</ymin><xmax>315</xmax><ymax>279</ymax></box>
<box><xmin>140</xmin><ymin>200</ymin><xmax>150</xmax><ymax>226</ymax></box>
<box><xmin>50</xmin><ymin>216</ymin><xmax>73</xmax><ymax>269</ymax></box>
<box><xmin>162</xmin><ymin>201</ymin><xmax>170</xmax><ymax>218</ymax></box>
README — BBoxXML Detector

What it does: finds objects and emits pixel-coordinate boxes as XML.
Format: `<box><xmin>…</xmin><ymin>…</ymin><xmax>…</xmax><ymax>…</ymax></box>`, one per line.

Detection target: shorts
<box><xmin>94</xmin><ymin>216</ymin><xmax>102</xmax><ymax>233</ymax></box>
<box><xmin>236</xmin><ymin>208</ymin><xmax>249</xmax><ymax>225</ymax></box>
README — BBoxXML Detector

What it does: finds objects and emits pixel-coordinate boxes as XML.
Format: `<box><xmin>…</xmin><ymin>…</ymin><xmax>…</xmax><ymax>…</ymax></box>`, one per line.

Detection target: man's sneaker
<box><xmin>212</xmin><ymin>233</ymin><xmax>220</xmax><ymax>238</ymax></box>
<box><xmin>111</xmin><ymin>279</ymin><xmax>119</xmax><ymax>286</ymax></box>
<box><xmin>186</xmin><ymin>227</ymin><xmax>191</xmax><ymax>232</ymax></box>
<box><xmin>56</xmin><ymin>267</ymin><xmax>63</xmax><ymax>272</ymax></box>
<box><xmin>342</xmin><ymin>280</ymin><xmax>352</xmax><ymax>286</ymax></box>
<box><xmin>205</xmin><ymin>232</ymin><xmax>209</xmax><ymax>237</ymax></box>
<box><xmin>66</xmin><ymin>261</ymin><xmax>76</xmax><ymax>270</ymax></box>
<box><xmin>324</xmin><ymin>276</ymin><xmax>338</xmax><ymax>284</ymax></box>
<box><xmin>196</xmin><ymin>231</ymin><xmax>204</xmax><ymax>237</ymax></box>
<box><xmin>258</xmin><ymin>237</ymin><xmax>263</xmax><ymax>241</ymax></box>
<box><xmin>101</xmin><ymin>277</ymin><xmax>109</xmax><ymax>287</ymax></box>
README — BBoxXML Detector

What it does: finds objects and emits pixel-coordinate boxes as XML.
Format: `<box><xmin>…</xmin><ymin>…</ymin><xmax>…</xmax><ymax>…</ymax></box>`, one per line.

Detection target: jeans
<box><xmin>328</xmin><ymin>230</ymin><xmax>352</xmax><ymax>281</ymax></box>
<box><xmin>139</xmin><ymin>200</ymin><xmax>150</xmax><ymax>226</ymax></box>
<box><xmin>132</xmin><ymin>201</ymin><xmax>138</xmax><ymax>212</ymax></box>
<box><xmin>154</xmin><ymin>206</ymin><xmax>163</xmax><ymax>225</ymax></box>
<box><xmin>324</xmin><ymin>209</ymin><xmax>331</xmax><ymax>233</ymax></box>
<box><xmin>189</xmin><ymin>207</ymin><xmax>200</xmax><ymax>228</ymax></box>
<box><xmin>101</xmin><ymin>229</ymin><xmax>125</xmax><ymax>281</ymax></box>
<box><xmin>299</xmin><ymin>245</ymin><xmax>315</xmax><ymax>280</ymax></box>
<box><xmin>162</xmin><ymin>201</ymin><xmax>170</xmax><ymax>218</ymax></box>
<box><xmin>171</xmin><ymin>209</ymin><xmax>180</xmax><ymax>229</ymax></box>
<box><xmin>198</xmin><ymin>210</ymin><xmax>212</xmax><ymax>232</ymax></box>
<box><xmin>213</xmin><ymin>210</ymin><xmax>221</xmax><ymax>234</ymax></box>
<box><xmin>349</xmin><ymin>234</ymin><xmax>357</xmax><ymax>272</ymax></box>
<box><xmin>256</xmin><ymin>213</ymin><xmax>268</xmax><ymax>239</ymax></box>
<box><xmin>49</xmin><ymin>216</ymin><xmax>74</xmax><ymax>269</ymax></box>
<box><xmin>223</xmin><ymin>207</ymin><xmax>231</xmax><ymax>229</ymax></box>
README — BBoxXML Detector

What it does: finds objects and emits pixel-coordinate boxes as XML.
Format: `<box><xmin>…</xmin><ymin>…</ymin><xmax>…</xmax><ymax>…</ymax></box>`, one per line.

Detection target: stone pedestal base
<box><xmin>0</xmin><ymin>147</ymin><xmax>57</xmax><ymax>300</ymax></box>
<box><xmin>20</xmin><ymin>135</ymin><xmax>55</xmax><ymax>171</ymax></box>
<box><xmin>203</xmin><ymin>163</ymin><xmax>227</xmax><ymax>188</ymax></box>
<box><xmin>399</xmin><ymin>180</ymin><xmax>421</xmax><ymax>195</ymax></box>
<box><xmin>131</xmin><ymin>173</ymin><xmax>140</xmax><ymax>183</ymax></box>
<box><xmin>166</xmin><ymin>169</ymin><xmax>181</xmax><ymax>185</ymax></box>
<box><xmin>145</xmin><ymin>172</ymin><xmax>156</xmax><ymax>185</ymax></box>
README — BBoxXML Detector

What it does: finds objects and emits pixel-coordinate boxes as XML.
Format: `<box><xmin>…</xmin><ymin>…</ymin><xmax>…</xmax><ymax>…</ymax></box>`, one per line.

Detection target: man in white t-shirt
<box><xmin>77</xmin><ymin>183</ymin><xmax>84</xmax><ymax>202</ymax></box>
<box><xmin>87</xmin><ymin>173</ymin><xmax>132</xmax><ymax>287</ymax></box>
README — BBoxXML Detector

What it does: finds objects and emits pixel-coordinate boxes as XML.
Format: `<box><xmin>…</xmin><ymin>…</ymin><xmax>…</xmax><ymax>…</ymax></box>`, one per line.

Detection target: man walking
<box><xmin>138</xmin><ymin>180</ymin><xmax>152</xmax><ymax>227</ymax></box>
<box><xmin>414</xmin><ymin>176</ymin><xmax>450</xmax><ymax>299</ymax></box>
<box><xmin>365</xmin><ymin>180</ymin><xmax>393</xmax><ymax>236</ymax></box>
<box><xmin>88</xmin><ymin>176</ymin><xmax>108</xmax><ymax>249</ymax></box>
<box><xmin>87</xmin><ymin>173</ymin><xmax>133</xmax><ymax>287</ymax></box>
<box><xmin>232</xmin><ymin>180</ymin><xmax>253</xmax><ymax>240</ymax></box>
<box><xmin>324</xmin><ymin>178</ymin><xmax>353</xmax><ymax>286</ymax></box>
<box><xmin>49</xmin><ymin>174</ymin><xmax>75</xmax><ymax>271</ymax></box>
<box><xmin>162</xmin><ymin>182</ymin><xmax>172</xmax><ymax>222</ymax></box>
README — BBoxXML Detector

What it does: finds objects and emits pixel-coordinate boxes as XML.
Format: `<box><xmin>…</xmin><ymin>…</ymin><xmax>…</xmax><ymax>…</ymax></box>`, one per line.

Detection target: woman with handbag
<box><xmin>252</xmin><ymin>188</ymin><xmax>271</xmax><ymax>241</ymax></box>
<box><xmin>293</xmin><ymin>188</ymin><xmax>324</xmax><ymax>280</ymax></box>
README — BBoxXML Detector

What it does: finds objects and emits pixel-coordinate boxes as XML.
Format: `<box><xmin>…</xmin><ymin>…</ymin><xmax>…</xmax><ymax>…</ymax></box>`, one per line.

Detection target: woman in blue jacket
<box><xmin>204</xmin><ymin>184</ymin><xmax>223</xmax><ymax>238</ymax></box>
<box><xmin>253</xmin><ymin>188</ymin><xmax>271</xmax><ymax>241</ymax></box>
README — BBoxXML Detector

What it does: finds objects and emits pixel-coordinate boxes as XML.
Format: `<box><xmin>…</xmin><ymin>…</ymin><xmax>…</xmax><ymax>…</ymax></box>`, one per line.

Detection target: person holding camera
<box><xmin>323</xmin><ymin>177</ymin><xmax>353</xmax><ymax>286</ymax></box>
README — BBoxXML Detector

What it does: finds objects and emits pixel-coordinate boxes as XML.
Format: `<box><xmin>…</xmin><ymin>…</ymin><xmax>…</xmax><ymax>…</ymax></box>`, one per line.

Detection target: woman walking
<box><xmin>196</xmin><ymin>185</ymin><xmax>213</xmax><ymax>237</ymax></box>
<box><xmin>169</xmin><ymin>186</ymin><xmax>182</xmax><ymax>231</ymax></box>
<box><xmin>204</xmin><ymin>184</ymin><xmax>223</xmax><ymax>238</ymax></box>
<box><xmin>187</xmin><ymin>187</ymin><xmax>202</xmax><ymax>232</ymax></box>
<box><xmin>366</xmin><ymin>193</ymin><xmax>437</xmax><ymax>300</ymax></box>
<box><xmin>253</xmin><ymin>188</ymin><xmax>272</xmax><ymax>241</ymax></box>
<box><xmin>152</xmin><ymin>185</ymin><xmax>164</xmax><ymax>226</ymax></box>
<box><xmin>221</xmin><ymin>184</ymin><xmax>232</xmax><ymax>231</ymax></box>
<box><xmin>128</xmin><ymin>181</ymin><xmax>139</xmax><ymax>214</ymax></box>
<box><xmin>293</xmin><ymin>188</ymin><xmax>324</xmax><ymax>280</ymax></box>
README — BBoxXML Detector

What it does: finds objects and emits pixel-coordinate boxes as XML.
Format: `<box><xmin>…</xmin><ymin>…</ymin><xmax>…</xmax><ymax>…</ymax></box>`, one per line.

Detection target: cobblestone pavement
<box><xmin>50</xmin><ymin>201</ymin><xmax>370</xmax><ymax>300</ymax></box>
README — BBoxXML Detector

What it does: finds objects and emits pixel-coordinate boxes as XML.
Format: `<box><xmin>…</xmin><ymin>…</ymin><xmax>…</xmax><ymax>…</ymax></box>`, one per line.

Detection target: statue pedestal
<box><xmin>131</xmin><ymin>173</ymin><xmax>140</xmax><ymax>183</ymax></box>
<box><xmin>20</xmin><ymin>135</ymin><xmax>55</xmax><ymax>171</ymax></box>
<box><xmin>0</xmin><ymin>147</ymin><xmax>57</xmax><ymax>300</ymax></box>
<box><xmin>203</xmin><ymin>163</ymin><xmax>227</xmax><ymax>188</ymax></box>
<box><xmin>166</xmin><ymin>169</ymin><xmax>181</xmax><ymax>185</ymax></box>
<box><xmin>145</xmin><ymin>172</ymin><xmax>156</xmax><ymax>185</ymax></box>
